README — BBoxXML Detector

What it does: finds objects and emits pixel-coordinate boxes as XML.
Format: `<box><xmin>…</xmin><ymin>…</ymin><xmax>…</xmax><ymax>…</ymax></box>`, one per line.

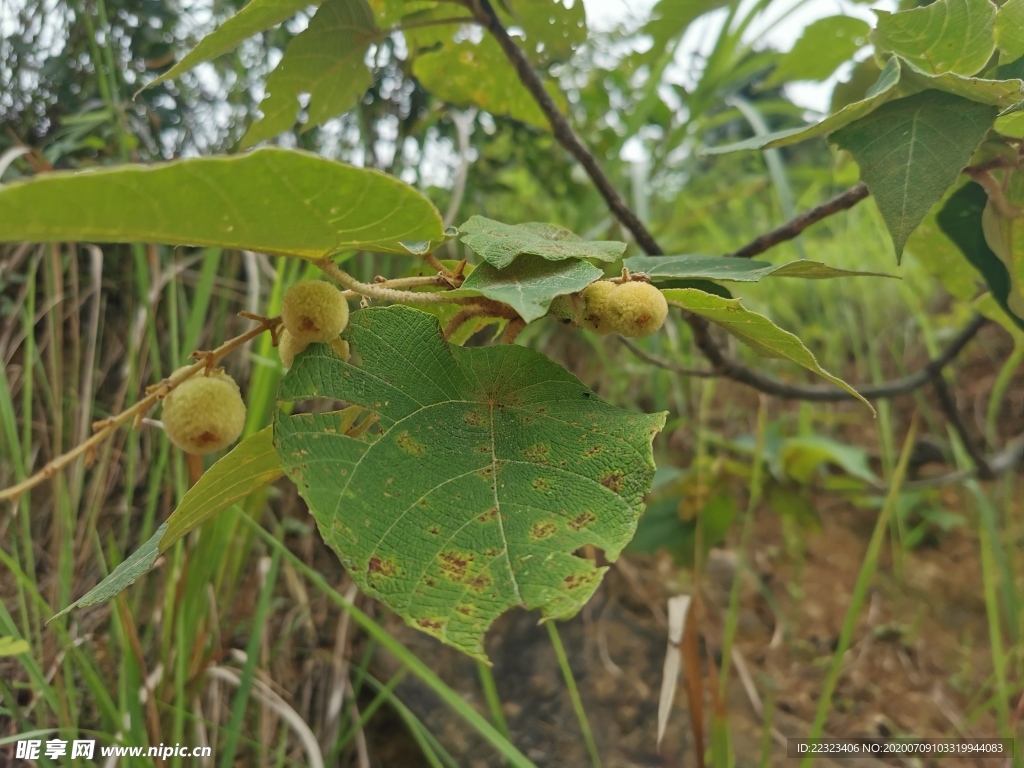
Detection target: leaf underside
<box><xmin>624</xmin><ymin>254</ymin><xmax>894</xmax><ymax>282</ymax></box>
<box><xmin>0</xmin><ymin>149</ymin><xmax>446</xmax><ymax>258</ymax></box>
<box><xmin>458</xmin><ymin>216</ymin><xmax>626</xmax><ymax>269</ymax></box>
<box><xmin>461</xmin><ymin>255</ymin><xmax>603</xmax><ymax>322</ymax></box>
<box><xmin>274</xmin><ymin>307</ymin><xmax>666</xmax><ymax>660</ymax></box>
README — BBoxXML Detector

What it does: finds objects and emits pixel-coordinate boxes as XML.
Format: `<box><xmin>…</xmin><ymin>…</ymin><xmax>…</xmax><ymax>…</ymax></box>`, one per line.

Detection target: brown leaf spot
<box><xmin>439</xmin><ymin>550</ymin><xmax>474</xmax><ymax>582</ymax></box>
<box><xmin>456</xmin><ymin>605</ymin><xmax>476</xmax><ymax>616</ymax></box>
<box><xmin>463</xmin><ymin>409</ymin><xmax>485</xmax><ymax>427</ymax></box>
<box><xmin>477</xmin><ymin>465</ymin><xmax>496</xmax><ymax>481</ymax></box>
<box><xmin>568</xmin><ymin>511</ymin><xmax>597</xmax><ymax>531</ymax></box>
<box><xmin>468</xmin><ymin>573</ymin><xmax>493</xmax><ymax>592</ymax></box>
<box><xmin>428</xmin><ymin>525</ymin><xmax>441</xmax><ymax>535</ymax></box>
<box><xmin>564</xmin><ymin>572</ymin><xmax>593</xmax><ymax>590</ymax></box>
<box><xmin>530</xmin><ymin>520</ymin><xmax>557</xmax><ymax>540</ymax></box>
<box><xmin>583</xmin><ymin>445</ymin><xmax>603</xmax><ymax>458</ymax></box>
<box><xmin>415</xmin><ymin>617</ymin><xmax>445</xmax><ymax>633</ymax></box>
<box><xmin>396</xmin><ymin>431</ymin><xmax>426</xmax><ymax>456</ymax></box>
<box><xmin>478</xmin><ymin>507</ymin><xmax>499</xmax><ymax>523</ymax></box>
<box><xmin>599</xmin><ymin>470</ymin><xmax>625</xmax><ymax>493</ymax></box>
<box><xmin>531</xmin><ymin>477</ymin><xmax>551</xmax><ymax>491</ymax></box>
<box><xmin>367</xmin><ymin>556</ymin><xmax>397</xmax><ymax>577</ymax></box>
<box><xmin>522</xmin><ymin>443</ymin><xmax>549</xmax><ymax>460</ymax></box>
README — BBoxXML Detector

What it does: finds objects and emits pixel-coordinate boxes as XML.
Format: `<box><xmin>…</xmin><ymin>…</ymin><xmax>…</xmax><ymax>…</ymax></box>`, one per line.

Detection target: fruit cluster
<box><xmin>578</xmin><ymin>279</ymin><xmax>668</xmax><ymax>338</ymax></box>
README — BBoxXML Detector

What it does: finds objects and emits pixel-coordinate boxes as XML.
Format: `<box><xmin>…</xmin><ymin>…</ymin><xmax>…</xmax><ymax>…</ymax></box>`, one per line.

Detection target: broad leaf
<box><xmin>275</xmin><ymin>307</ymin><xmax>666</xmax><ymax>659</ymax></box>
<box><xmin>369</xmin><ymin>0</ymin><xmax>435</xmax><ymax>26</ymax></box>
<box><xmin>778</xmin><ymin>436</ymin><xmax>879</xmax><ymax>485</ymax></box>
<box><xmin>763</xmin><ymin>16</ymin><xmax>869</xmax><ymax>87</ymax></box>
<box><xmin>995</xmin><ymin>0</ymin><xmax>1024</xmax><ymax>60</ymax></box>
<box><xmin>830</xmin><ymin>90</ymin><xmax>997</xmax><ymax>259</ymax></box>
<box><xmin>873</xmin><ymin>0</ymin><xmax>996</xmax><ymax>76</ymax></box>
<box><xmin>459</xmin><ymin>216</ymin><xmax>626</xmax><ymax>268</ymax></box>
<box><xmin>50</xmin><ymin>523</ymin><xmax>168</xmax><ymax>622</ymax></box>
<box><xmin>159</xmin><ymin>427</ymin><xmax>285</xmax><ymax>553</ymax></box>
<box><xmin>624</xmin><ymin>254</ymin><xmax>894</xmax><ymax>282</ymax></box>
<box><xmin>980</xmin><ymin>198</ymin><xmax>1024</xmax><ymax>318</ymax></box>
<box><xmin>702</xmin><ymin>56</ymin><xmax>903</xmax><ymax>154</ymax></box>
<box><xmin>461</xmin><ymin>255</ymin><xmax>603</xmax><ymax>323</ymax></box>
<box><xmin>242</xmin><ymin>0</ymin><xmax>377</xmax><ymax>147</ymax></box>
<box><xmin>413</xmin><ymin>37</ymin><xmax>556</xmax><ymax>130</ymax></box>
<box><xmin>662</xmin><ymin>288</ymin><xmax>873</xmax><ymax>410</ymax></box>
<box><xmin>936</xmin><ymin>182</ymin><xmax>1024</xmax><ymax>329</ymax></box>
<box><xmin>898</xmin><ymin>61</ymin><xmax>1024</xmax><ymax>108</ymax></box>
<box><xmin>146</xmin><ymin>0</ymin><xmax>323</xmax><ymax>89</ymax></box>
<box><xmin>0</xmin><ymin>149</ymin><xmax>446</xmax><ymax>258</ymax></box>
<box><xmin>505</xmin><ymin>0</ymin><xmax>586</xmax><ymax>64</ymax></box>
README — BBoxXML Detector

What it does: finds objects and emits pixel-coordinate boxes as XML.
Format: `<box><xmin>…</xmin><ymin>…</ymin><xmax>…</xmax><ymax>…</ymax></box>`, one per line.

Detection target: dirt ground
<box><xmin>357</xmin><ymin>494</ymin><xmax>1006</xmax><ymax>768</ymax></box>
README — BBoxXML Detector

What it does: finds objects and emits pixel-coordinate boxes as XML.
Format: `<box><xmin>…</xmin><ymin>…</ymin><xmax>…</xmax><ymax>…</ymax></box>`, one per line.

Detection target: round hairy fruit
<box><xmin>161</xmin><ymin>369</ymin><xmax>247</xmax><ymax>455</ymax></box>
<box><xmin>277</xmin><ymin>329</ymin><xmax>306</xmax><ymax>369</ymax></box>
<box><xmin>580</xmin><ymin>280</ymin><xmax>617</xmax><ymax>335</ymax></box>
<box><xmin>606</xmin><ymin>280</ymin><xmax>668</xmax><ymax>338</ymax></box>
<box><xmin>282</xmin><ymin>280</ymin><xmax>349</xmax><ymax>345</ymax></box>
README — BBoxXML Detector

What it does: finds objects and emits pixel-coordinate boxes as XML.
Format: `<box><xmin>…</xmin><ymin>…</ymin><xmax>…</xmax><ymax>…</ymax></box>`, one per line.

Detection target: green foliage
<box><xmin>274</xmin><ymin>307</ymin><xmax>666</xmax><ymax>659</ymax></box>
<box><xmin>158</xmin><ymin>426</ymin><xmax>285</xmax><ymax>553</ymax></box>
<box><xmin>506</xmin><ymin>0</ymin><xmax>587</xmax><ymax>64</ymax></box>
<box><xmin>624</xmin><ymin>254</ymin><xmax>893</xmax><ymax>282</ymax></box>
<box><xmin>458</xmin><ymin>216</ymin><xmax>626</xmax><ymax>268</ymax></box>
<box><xmin>830</xmin><ymin>90</ymin><xmax>997</xmax><ymax>259</ymax></box>
<box><xmin>873</xmin><ymin>0</ymin><xmax>996</xmax><ymax>76</ymax></box>
<box><xmin>995</xmin><ymin>0</ymin><xmax>1024</xmax><ymax>60</ymax></box>
<box><xmin>461</xmin><ymin>256</ymin><xmax>603</xmax><ymax>323</ymax></box>
<box><xmin>0</xmin><ymin>150</ymin><xmax>446</xmax><ymax>258</ymax></box>
<box><xmin>662</xmin><ymin>288</ymin><xmax>873</xmax><ymax>409</ymax></box>
<box><xmin>242</xmin><ymin>0</ymin><xmax>377</xmax><ymax>146</ymax></box>
<box><xmin>0</xmin><ymin>636</ymin><xmax>31</xmax><ymax>657</ymax></box>
<box><xmin>763</xmin><ymin>16</ymin><xmax>870</xmax><ymax>87</ymax></box>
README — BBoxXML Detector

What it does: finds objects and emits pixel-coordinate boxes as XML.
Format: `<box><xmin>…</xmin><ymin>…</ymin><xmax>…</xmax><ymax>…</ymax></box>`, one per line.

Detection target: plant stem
<box><xmin>546</xmin><ymin>621</ymin><xmax>601</xmax><ymax>768</ymax></box>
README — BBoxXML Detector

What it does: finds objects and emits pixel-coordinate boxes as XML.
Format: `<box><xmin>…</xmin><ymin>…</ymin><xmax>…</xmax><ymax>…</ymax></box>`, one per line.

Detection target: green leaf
<box><xmin>504</xmin><ymin>0</ymin><xmax>586</xmax><ymax>64</ymax></box>
<box><xmin>159</xmin><ymin>427</ymin><xmax>285</xmax><ymax>553</ymax></box>
<box><xmin>661</xmin><ymin>288</ymin><xmax>874</xmax><ymax>411</ymax></box>
<box><xmin>639</xmin><ymin>0</ymin><xmax>730</xmax><ymax>62</ymax></box>
<box><xmin>624</xmin><ymin>254</ymin><xmax>894</xmax><ymax>282</ymax></box>
<box><xmin>702</xmin><ymin>56</ymin><xmax>903</xmax><ymax>154</ymax></box>
<box><xmin>146</xmin><ymin>0</ymin><xmax>323</xmax><ymax>89</ymax></box>
<box><xmin>995</xmin><ymin>0</ymin><xmax>1024</xmax><ymax>60</ymax></box>
<box><xmin>241</xmin><ymin>0</ymin><xmax>377</xmax><ymax>147</ymax></box>
<box><xmin>368</xmin><ymin>0</ymin><xmax>435</xmax><ymax>26</ymax></box>
<box><xmin>412</xmin><ymin>36</ymin><xmax>559</xmax><ymax>129</ymax></box>
<box><xmin>274</xmin><ymin>306</ymin><xmax>666</xmax><ymax>659</ymax></box>
<box><xmin>763</xmin><ymin>16</ymin><xmax>869</xmax><ymax>87</ymax></box>
<box><xmin>461</xmin><ymin>255</ymin><xmax>602</xmax><ymax>323</ymax></box>
<box><xmin>996</xmin><ymin>109</ymin><xmax>1024</xmax><ymax>138</ymax></box>
<box><xmin>0</xmin><ymin>149</ymin><xmax>446</xmax><ymax>258</ymax></box>
<box><xmin>0</xmin><ymin>636</ymin><xmax>30</xmax><ymax>657</ymax></box>
<box><xmin>778</xmin><ymin>436</ymin><xmax>879</xmax><ymax>485</ymax></box>
<box><xmin>829</xmin><ymin>90</ymin><xmax>997</xmax><ymax>259</ymax></box>
<box><xmin>936</xmin><ymin>182</ymin><xmax>1024</xmax><ymax>329</ymax></box>
<box><xmin>898</xmin><ymin>60</ymin><xmax>1024</xmax><ymax>107</ymax></box>
<box><xmin>873</xmin><ymin>0</ymin><xmax>996</xmax><ymax>76</ymax></box>
<box><xmin>458</xmin><ymin>216</ymin><xmax>626</xmax><ymax>268</ymax></box>
<box><xmin>50</xmin><ymin>523</ymin><xmax>168</xmax><ymax>622</ymax></box>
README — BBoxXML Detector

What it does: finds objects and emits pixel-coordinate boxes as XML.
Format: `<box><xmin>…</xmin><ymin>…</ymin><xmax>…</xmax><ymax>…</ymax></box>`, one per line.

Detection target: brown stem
<box><xmin>501</xmin><ymin>318</ymin><xmax>526</xmax><ymax>344</ymax></box>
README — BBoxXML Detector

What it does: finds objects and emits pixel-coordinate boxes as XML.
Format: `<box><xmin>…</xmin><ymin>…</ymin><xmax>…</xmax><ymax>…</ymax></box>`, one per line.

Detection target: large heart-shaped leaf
<box><xmin>241</xmin><ymin>0</ymin><xmax>378</xmax><ymax>147</ymax></box>
<box><xmin>458</xmin><ymin>216</ymin><xmax>626</xmax><ymax>269</ymax></box>
<box><xmin>830</xmin><ymin>90</ymin><xmax>997</xmax><ymax>259</ymax></box>
<box><xmin>0</xmin><ymin>149</ymin><xmax>446</xmax><ymax>258</ymax></box>
<box><xmin>872</xmin><ymin>0</ymin><xmax>996</xmax><ymax>76</ymax></box>
<box><xmin>624</xmin><ymin>255</ymin><xmax>894</xmax><ymax>282</ymax></box>
<box><xmin>662</xmin><ymin>288</ymin><xmax>873</xmax><ymax>411</ymax></box>
<box><xmin>274</xmin><ymin>307</ymin><xmax>666</xmax><ymax>659</ymax></box>
<box><xmin>461</xmin><ymin>255</ymin><xmax>602</xmax><ymax>322</ymax></box>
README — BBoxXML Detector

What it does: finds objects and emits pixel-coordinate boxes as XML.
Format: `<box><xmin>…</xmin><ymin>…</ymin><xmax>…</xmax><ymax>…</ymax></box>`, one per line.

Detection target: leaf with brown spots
<box><xmin>274</xmin><ymin>306</ymin><xmax>666</xmax><ymax>660</ymax></box>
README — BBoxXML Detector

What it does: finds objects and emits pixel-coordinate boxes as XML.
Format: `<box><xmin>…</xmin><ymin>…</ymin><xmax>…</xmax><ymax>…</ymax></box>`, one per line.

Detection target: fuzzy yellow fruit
<box><xmin>277</xmin><ymin>329</ymin><xmax>307</xmax><ymax>369</ymax></box>
<box><xmin>607</xmin><ymin>281</ymin><xmax>668</xmax><ymax>338</ymax></box>
<box><xmin>161</xmin><ymin>369</ymin><xmax>247</xmax><ymax>455</ymax></box>
<box><xmin>579</xmin><ymin>280</ymin><xmax>617</xmax><ymax>335</ymax></box>
<box><xmin>282</xmin><ymin>280</ymin><xmax>349</xmax><ymax>344</ymax></box>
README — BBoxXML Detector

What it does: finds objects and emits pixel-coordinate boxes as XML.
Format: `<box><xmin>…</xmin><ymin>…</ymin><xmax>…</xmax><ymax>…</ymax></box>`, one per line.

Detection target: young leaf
<box><xmin>702</xmin><ymin>57</ymin><xmax>903</xmax><ymax>154</ymax></box>
<box><xmin>0</xmin><ymin>149</ymin><xmax>446</xmax><ymax>258</ymax></box>
<box><xmin>762</xmin><ymin>16</ymin><xmax>870</xmax><ymax>87</ymax></box>
<box><xmin>995</xmin><ymin>0</ymin><xmax>1024</xmax><ymax>60</ymax></box>
<box><xmin>937</xmin><ymin>182</ymin><xmax>1024</xmax><ymax>330</ymax></box>
<box><xmin>50</xmin><ymin>523</ymin><xmax>168</xmax><ymax>622</ymax></box>
<box><xmin>274</xmin><ymin>307</ymin><xmax>666</xmax><ymax>660</ymax></box>
<box><xmin>460</xmin><ymin>256</ymin><xmax>603</xmax><ymax>323</ymax></box>
<box><xmin>145</xmin><ymin>0</ymin><xmax>323</xmax><ymax>89</ymax></box>
<box><xmin>872</xmin><ymin>0</ymin><xmax>996</xmax><ymax>77</ymax></box>
<box><xmin>624</xmin><ymin>254</ymin><xmax>894</xmax><ymax>282</ymax></box>
<box><xmin>830</xmin><ymin>90</ymin><xmax>997</xmax><ymax>260</ymax></box>
<box><xmin>158</xmin><ymin>426</ymin><xmax>285</xmax><ymax>553</ymax></box>
<box><xmin>0</xmin><ymin>636</ymin><xmax>30</xmax><ymax>657</ymax></box>
<box><xmin>661</xmin><ymin>288</ymin><xmax>873</xmax><ymax>411</ymax></box>
<box><xmin>241</xmin><ymin>0</ymin><xmax>378</xmax><ymax>147</ymax></box>
<box><xmin>412</xmin><ymin>36</ymin><xmax>560</xmax><ymax>130</ymax></box>
<box><xmin>458</xmin><ymin>216</ymin><xmax>626</xmax><ymax>268</ymax></box>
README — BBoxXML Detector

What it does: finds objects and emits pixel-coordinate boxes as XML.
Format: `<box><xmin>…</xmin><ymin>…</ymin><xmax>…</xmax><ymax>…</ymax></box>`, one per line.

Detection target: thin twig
<box><xmin>318</xmin><ymin>260</ymin><xmax>473</xmax><ymax>305</ymax></box>
<box><xmin>443</xmin><ymin>305</ymin><xmax>489</xmax><ymax>340</ymax></box>
<box><xmin>725</xmin><ymin>183</ymin><xmax>870</xmax><ymax>260</ymax></box>
<box><xmin>501</xmin><ymin>318</ymin><xmax>526</xmax><ymax>344</ymax></box>
<box><xmin>0</xmin><ymin>314</ymin><xmax>281</xmax><ymax>503</ymax></box>
<box><xmin>621</xmin><ymin>315</ymin><xmax>989</xmax><ymax>401</ymax></box>
<box><xmin>930</xmin><ymin>373</ymin><xmax>994</xmax><ymax>479</ymax></box>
